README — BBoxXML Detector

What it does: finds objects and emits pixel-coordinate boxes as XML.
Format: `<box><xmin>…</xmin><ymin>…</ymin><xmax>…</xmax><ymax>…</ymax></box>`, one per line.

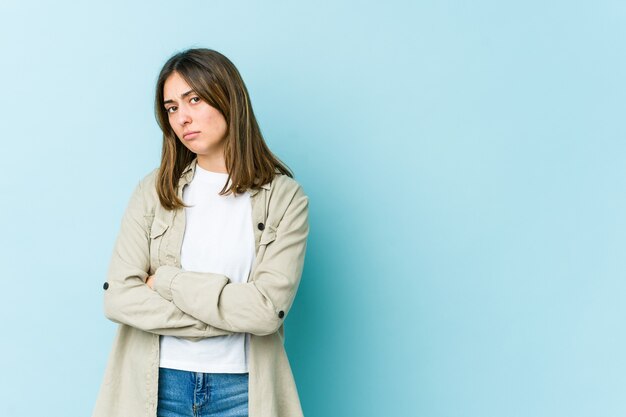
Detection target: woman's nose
<box><xmin>176</xmin><ymin>107</ymin><xmax>192</xmax><ymax>126</ymax></box>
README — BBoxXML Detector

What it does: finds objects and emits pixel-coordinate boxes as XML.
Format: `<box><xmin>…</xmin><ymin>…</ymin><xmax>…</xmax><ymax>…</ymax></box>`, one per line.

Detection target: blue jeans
<box><xmin>157</xmin><ymin>367</ymin><xmax>249</xmax><ymax>417</ymax></box>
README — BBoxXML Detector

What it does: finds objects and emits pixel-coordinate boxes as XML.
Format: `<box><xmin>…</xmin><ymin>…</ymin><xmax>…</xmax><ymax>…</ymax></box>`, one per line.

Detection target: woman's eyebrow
<box><xmin>164</xmin><ymin>90</ymin><xmax>195</xmax><ymax>105</ymax></box>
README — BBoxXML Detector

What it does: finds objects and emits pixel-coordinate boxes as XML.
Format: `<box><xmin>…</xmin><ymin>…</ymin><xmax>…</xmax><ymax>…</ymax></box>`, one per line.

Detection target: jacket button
<box><xmin>257</xmin><ymin>222</ymin><xmax>265</xmax><ymax>230</ymax></box>
<box><xmin>278</xmin><ymin>310</ymin><xmax>284</xmax><ymax>319</ymax></box>
<box><xmin>103</xmin><ymin>282</ymin><xmax>109</xmax><ymax>290</ymax></box>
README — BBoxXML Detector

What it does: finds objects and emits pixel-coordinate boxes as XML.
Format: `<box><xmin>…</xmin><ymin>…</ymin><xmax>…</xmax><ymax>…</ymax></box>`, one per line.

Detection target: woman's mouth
<box><xmin>183</xmin><ymin>131</ymin><xmax>200</xmax><ymax>139</ymax></box>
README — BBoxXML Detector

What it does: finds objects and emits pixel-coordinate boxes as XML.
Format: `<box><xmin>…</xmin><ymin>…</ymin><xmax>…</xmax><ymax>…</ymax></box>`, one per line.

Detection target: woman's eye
<box><xmin>166</xmin><ymin>106</ymin><xmax>177</xmax><ymax>114</ymax></box>
<box><xmin>191</xmin><ymin>97</ymin><xmax>200</xmax><ymax>103</ymax></box>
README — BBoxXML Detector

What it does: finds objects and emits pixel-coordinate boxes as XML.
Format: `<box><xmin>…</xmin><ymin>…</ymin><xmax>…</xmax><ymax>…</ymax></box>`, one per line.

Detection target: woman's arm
<box><xmin>102</xmin><ymin>179</ymin><xmax>236</xmax><ymax>340</ymax></box>
<box><xmin>152</xmin><ymin>183</ymin><xmax>309</xmax><ymax>336</ymax></box>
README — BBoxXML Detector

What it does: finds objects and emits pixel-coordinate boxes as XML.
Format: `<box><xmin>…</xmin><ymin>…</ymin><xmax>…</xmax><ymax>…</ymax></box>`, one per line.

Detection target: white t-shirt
<box><xmin>159</xmin><ymin>163</ymin><xmax>255</xmax><ymax>373</ymax></box>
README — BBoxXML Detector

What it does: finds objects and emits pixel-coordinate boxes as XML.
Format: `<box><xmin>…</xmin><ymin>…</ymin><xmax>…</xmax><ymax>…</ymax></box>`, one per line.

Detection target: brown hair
<box><xmin>153</xmin><ymin>47</ymin><xmax>293</xmax><ymax>210</ymax></box>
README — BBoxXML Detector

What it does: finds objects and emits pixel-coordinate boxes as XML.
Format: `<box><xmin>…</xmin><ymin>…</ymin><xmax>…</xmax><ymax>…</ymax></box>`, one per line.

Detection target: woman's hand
<box><xmin>145</xmin><ymin>274</ymin><xmax>155</xmax><ymax>289</ymax></box>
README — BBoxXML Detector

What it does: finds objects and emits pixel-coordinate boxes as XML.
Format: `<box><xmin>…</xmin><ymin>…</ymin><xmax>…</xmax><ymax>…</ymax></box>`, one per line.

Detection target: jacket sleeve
<box><xmin>152</xmin><ymin>184</ymin><xmax>309</xmax><ymax>336</ymax></box>
<box><xmin>102</xmin><ymin>179</ymin><xmax>236</xmax><ymax>341</ymax></box>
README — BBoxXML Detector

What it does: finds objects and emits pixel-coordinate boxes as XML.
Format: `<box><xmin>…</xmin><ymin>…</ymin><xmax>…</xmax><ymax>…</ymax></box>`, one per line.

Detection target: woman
<box><xmin>92</xmin><ymin>48</ymin><xmax>310</xmax><ymax>417</ymax></box>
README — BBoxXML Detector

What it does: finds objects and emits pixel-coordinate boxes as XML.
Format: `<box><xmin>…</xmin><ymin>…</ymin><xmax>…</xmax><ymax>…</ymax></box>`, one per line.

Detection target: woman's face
<box><xmin>163</xmin><ymin>71</ymin><xmax>228</xmax><ymax>161</ymax></box>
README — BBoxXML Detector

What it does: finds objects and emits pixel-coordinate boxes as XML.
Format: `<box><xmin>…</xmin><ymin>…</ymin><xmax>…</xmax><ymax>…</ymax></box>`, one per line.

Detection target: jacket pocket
<box><xmin>149</xmin><ymin>217</ymin><xmax>169</xmax><ymax>269</ymax></box>
<box><xmin>259</xmin><ymin>225</ymin><xmax>277</xmax><ymax>245</ymax></box>
<box><xmin>249</xmin><ymin>226</ymin><xmax>277</xmax><ymax>283</ymax></box>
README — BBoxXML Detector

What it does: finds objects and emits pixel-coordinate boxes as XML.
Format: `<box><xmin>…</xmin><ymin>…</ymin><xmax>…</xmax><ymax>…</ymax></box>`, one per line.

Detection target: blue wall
<box><xmin>0</xmin><ymin>1</ymin><xmax>624</xmax><ymax>415</ymax></box>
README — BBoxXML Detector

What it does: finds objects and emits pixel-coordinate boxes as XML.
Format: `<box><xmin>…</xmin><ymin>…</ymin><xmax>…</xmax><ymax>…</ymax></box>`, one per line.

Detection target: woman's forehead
<box><xmin>163</xmin><ymin>72</ymin><xmax>194</xmax><ymax>101</ymax></box>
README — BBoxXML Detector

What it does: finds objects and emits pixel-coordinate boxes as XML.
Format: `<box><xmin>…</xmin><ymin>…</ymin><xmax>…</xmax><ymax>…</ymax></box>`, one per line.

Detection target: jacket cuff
<box><xmin>154</xmin><ymin>265</ymin><xmax>182</xmax><ymax>301</ymax></box>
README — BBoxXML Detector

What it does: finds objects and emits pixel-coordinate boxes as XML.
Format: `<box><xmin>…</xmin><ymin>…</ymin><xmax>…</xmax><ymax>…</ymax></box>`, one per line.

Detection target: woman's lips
<box><xmin>183</xmin><ymin>131</ymin><xmax>200</xmax><ymax>139</ymax></box>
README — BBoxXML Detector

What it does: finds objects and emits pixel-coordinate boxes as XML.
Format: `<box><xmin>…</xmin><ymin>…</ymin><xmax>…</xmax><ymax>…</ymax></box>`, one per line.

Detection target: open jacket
<box><xmin>92</xmin><ymin>156</ymin><xmax>309</xmax><ymax>417</ymax></box>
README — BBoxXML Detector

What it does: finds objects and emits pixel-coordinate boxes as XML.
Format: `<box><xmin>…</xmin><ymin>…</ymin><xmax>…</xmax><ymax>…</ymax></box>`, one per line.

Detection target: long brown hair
<box><xmin>153</xmin><ymin>48</ymin><xmax>293</xmax><ymax>210</ymax></box>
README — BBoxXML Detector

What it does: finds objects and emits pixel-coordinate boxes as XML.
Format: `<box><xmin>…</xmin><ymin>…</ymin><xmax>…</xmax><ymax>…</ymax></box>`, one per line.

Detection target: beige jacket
<box><xmin>92</xmin><ymin>156</ymin><xmax>309</xmax><ymax>417</ymax></box>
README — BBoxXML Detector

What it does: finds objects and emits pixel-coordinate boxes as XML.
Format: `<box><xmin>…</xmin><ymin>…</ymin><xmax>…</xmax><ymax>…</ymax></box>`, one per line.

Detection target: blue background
<box><xmin>1</xmin><ymin>1</ymin><xmax>625</xmax><ymax>416</ymax></box>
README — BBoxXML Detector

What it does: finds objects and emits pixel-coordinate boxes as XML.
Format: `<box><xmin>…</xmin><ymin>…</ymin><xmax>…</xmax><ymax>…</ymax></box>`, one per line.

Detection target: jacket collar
<box><xmin>179</xmin><ymin>155</ymin><xmax>272</xmax><ymax>197</ymax></box>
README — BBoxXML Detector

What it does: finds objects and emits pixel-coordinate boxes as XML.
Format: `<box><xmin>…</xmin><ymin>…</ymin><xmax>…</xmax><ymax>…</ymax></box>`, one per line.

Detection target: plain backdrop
<box><xmin>0</xmin><ymin>1</ymin><xmax>625</xmax><ymax>416</ymax></box>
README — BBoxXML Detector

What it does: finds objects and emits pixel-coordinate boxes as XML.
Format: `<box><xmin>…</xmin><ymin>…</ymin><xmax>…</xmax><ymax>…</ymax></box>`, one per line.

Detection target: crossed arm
<box><xmin>102</xmin><ymin>180</ymin><xmax>234</xmax><ymax>341</ymax></box>
<box><xmin>103</xmin><ymin>178</ymin><xmax>309</xmax><ymax>339</ymax></box>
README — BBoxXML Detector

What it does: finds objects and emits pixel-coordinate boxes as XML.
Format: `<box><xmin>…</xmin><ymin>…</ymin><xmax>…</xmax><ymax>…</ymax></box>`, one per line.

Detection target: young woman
<box><xmin>92</xmin><ymin>48</ymin><xmax>310</xmax><ymax>417</ymax></box>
